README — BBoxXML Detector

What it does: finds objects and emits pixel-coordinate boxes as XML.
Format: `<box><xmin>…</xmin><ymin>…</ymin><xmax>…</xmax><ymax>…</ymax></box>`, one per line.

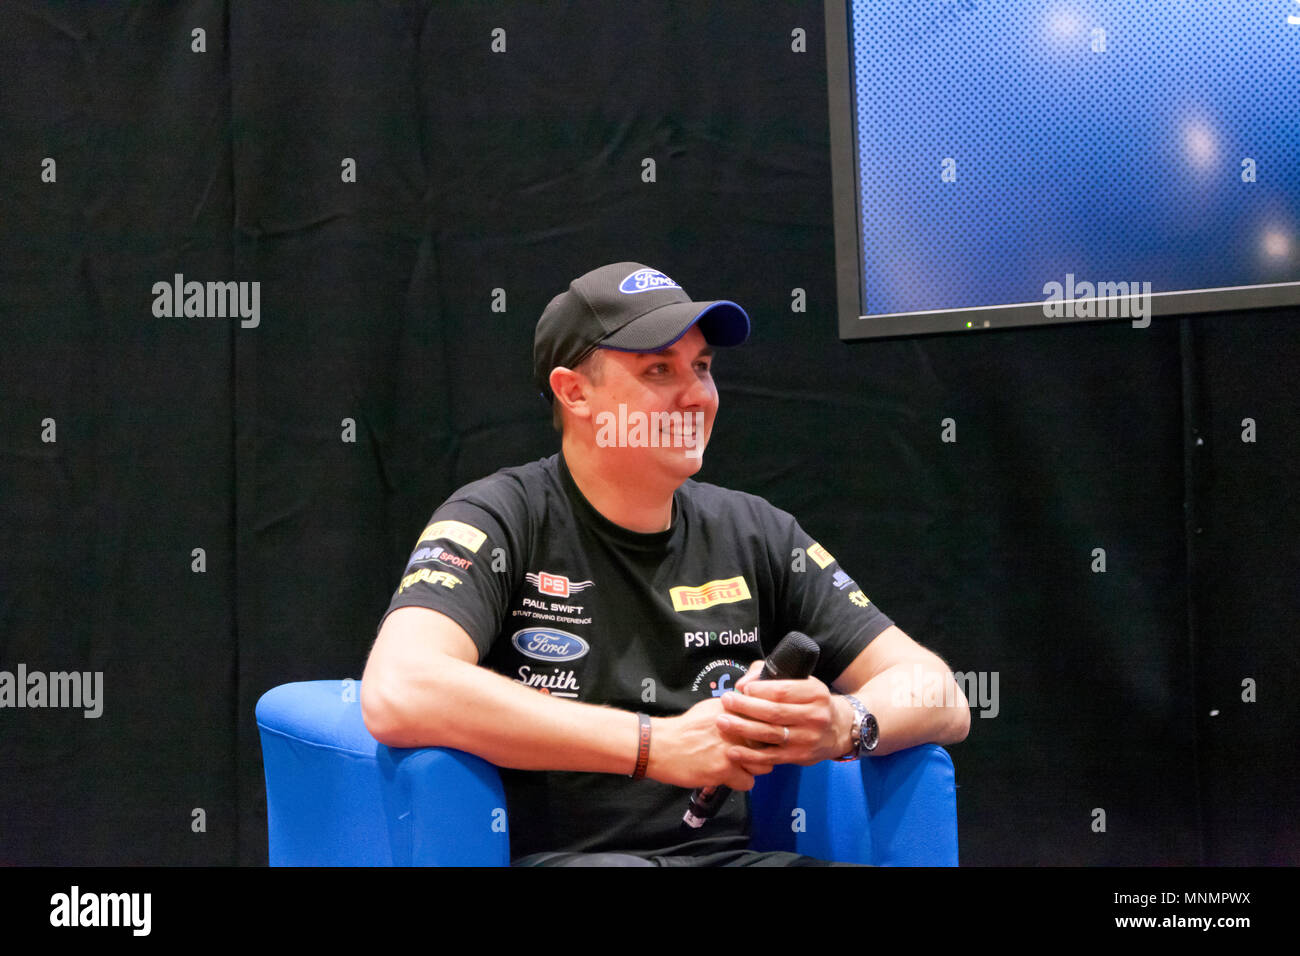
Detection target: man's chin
<box><xmin>604</xmin><ymin>435</ymin><xmax>711</xmax><ymax>482</ymax></box>
<box><xmin>662</xmin><ymin>442</ymin><xmax>707</xmax><ymax>475</ymax></box>
<box><xmin>660</xmin><ymin>427</ymin><xmax>709</xmax><ymax>462</ymax></box>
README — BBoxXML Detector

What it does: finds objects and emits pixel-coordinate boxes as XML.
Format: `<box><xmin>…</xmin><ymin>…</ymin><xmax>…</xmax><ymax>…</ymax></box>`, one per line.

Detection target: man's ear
<box><xmin>549</xmin><ymin>366</ymin><xmax>592</xmax><ymax>423</ymax></box>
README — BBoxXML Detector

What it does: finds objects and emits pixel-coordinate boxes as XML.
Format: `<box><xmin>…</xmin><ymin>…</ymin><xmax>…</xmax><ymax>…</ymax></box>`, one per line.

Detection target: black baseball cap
<box><xmin>533</xmin><ymin>262</ymin><xmax>750</xmax><ymax>401</ymax></box>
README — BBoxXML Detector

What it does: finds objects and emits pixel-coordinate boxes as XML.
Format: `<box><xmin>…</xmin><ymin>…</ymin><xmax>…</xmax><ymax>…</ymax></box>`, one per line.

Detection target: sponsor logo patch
<box><xmin>516</xmin><ymin>666</ymin><xmax>580</xmax><ymax>697</ymax></box>
<box><xmin>831</xmin><ymin>569</ymin><xmax>855</xmax><ymax>591</ymax></box>
<box><xmin>525</xmin><ymin>571</ymin><xmax>594</xmax><ymax>599</ymax></box>
<box><xmin>417</xmin><ymin>520</ymin><xmax>487</xmax><ymax>553</ymax></box>
<box><xmin>511</xmin><ymin>627</ymin><xmax>590</xmax><ymax>663</ymax></box>
<box><xmin>689</xmin><ymin>659</ymin><xmax>750</xmax><ymax>698</ymax></box>
<box><xmin>406</xmin><ymin>545</ymin><xmax>473</xmax><ymax>571</ymax></box>
<box><xmin>808</xmin><ymin>542</ymin><xmax>835</xmax><ymax>569</ymax></box>
<box><xmin>683</xmin><ymin>627</ymin><xmax>759</xmax><ymax>649</ymax></box>
<box><xmin>618</xmin><ymin>268</ymin><xmax>681</xmax><ymax>294</ymax></box>
<box><xmin>848</xmin><ymin>590</ymin><xmax>871</xmax><ymax>608</ymax></box>
<box><xmin>670</xmin><ymin>576</ymin><xmax>752</xmax><ymax>613</ymax></box>
<box><xmin>399</xmin><ymin>568</ymin><xmax>462</xmax><ymax>593</ymax></box>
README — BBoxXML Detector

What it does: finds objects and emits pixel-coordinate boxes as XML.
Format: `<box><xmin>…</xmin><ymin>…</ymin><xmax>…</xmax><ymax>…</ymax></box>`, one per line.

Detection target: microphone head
<box><xmin>762</xmin><ymin>631</ymin><xmax>820</xmax><ymax>680</ymax></box>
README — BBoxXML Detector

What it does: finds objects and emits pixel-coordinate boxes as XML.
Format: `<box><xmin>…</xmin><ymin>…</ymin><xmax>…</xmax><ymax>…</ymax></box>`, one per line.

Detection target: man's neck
<box><xmin>561</xmin><ymin>438</ymin><xmax>677</xmax><ymax>534</ymax></box>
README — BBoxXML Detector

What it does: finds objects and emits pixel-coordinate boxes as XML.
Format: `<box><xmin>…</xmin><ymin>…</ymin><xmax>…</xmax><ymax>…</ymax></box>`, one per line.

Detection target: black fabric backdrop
<box><xmin>0</xmin><ymin>1</ymin><xmax>1295</xmax><ymax>866</ymax></box>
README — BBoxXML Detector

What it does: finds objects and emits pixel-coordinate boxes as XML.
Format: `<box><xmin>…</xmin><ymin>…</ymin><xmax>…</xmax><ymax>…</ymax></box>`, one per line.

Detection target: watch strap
<box><xmin>835</xmin><ymin>694</ymin><xmax>868</xmax><ymax>761</ymax></box>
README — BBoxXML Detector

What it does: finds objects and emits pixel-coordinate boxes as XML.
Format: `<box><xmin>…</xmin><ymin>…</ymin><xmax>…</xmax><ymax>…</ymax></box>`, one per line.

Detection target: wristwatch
<box><xmin>834</xmin><ymin>693</ymin><xmax>879</xmax><ymax>760</ymax></box>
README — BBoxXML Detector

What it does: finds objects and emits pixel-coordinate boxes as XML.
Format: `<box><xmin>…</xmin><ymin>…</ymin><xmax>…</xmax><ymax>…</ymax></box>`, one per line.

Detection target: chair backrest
<box><xmin>257</xmin><ymin>680</ymin><xmax>957</xmax><ymax>866</ymax></box>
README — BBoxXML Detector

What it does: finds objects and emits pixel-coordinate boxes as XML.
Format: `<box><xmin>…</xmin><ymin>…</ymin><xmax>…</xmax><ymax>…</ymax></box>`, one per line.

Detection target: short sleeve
<box><xmin>767</xmin><ymin>509</ymin><xmax>895</xmax><ymax>686</ymax></box>
<box><xmin>380</xmin><ymin>496</ymin><xmax>527</xmax><ymax>661</ymax></box>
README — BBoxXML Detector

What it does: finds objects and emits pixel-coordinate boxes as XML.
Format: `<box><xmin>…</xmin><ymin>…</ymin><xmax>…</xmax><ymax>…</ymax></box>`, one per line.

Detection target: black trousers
<box><xmin>513</xmin><ymin>849</ymin><xmax>868</xmax><ymax>867</ymax></box>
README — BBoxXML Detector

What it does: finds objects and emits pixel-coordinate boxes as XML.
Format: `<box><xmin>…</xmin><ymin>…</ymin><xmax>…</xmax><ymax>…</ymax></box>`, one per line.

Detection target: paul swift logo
<box><xmin>595</xmin><ymin>405</ymin><xmax>706</xmax><ymax>459</ymax></box>
<box><xmin>1042</xmin><ymin>273</ymin><xmax>1152</xmax><ymax>328</ymax></box>
<box><xmin>526</xmin><ymin>571</ymin><xmax>594</xmax><ymax>598</ymax></box>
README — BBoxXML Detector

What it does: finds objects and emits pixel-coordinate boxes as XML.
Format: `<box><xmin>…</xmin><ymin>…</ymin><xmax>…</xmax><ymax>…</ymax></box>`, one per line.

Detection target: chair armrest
<box><xmin>256</xmin><ymin>680</ymin><xmax>509</xmax><ymax>866</ymax></box>
<box><xmin>391</xmin><ymin>745</ymin><xmax>510</xmax><ymax>866</ymax></box>
<box><xmin>749</xmin><ymin>744</ymin><xmax>958</xmax><ymax>865</ymax></box>
<box><xmin>860</xmin><ymin>743</ymin><xmax>958</xmax><ymax>866</ymax></box>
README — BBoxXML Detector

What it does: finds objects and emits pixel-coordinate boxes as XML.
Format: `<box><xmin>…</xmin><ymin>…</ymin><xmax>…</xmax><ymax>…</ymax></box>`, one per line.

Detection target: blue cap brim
<box><xmin>599</xmin><ymin>300</ymin><xmax>750</xmax><ymax>353</ymax></box>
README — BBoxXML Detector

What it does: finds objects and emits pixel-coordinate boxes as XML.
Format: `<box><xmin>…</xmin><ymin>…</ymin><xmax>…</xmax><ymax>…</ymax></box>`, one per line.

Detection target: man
<box><xmin>361</xmin><ymin>262</ymin><xmax>969</xmax><ymax>865</ymax></box>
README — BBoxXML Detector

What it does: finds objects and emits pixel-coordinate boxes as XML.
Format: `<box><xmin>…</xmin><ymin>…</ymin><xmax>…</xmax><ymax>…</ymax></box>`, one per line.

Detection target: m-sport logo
<box><xmin>512</xmin><ymin>628</ymin><xmax>590</xmax><ymax>662</ymax></box>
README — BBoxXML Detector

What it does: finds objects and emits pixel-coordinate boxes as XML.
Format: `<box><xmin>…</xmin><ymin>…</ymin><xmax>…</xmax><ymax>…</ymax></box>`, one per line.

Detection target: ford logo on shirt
<box><xmin>618</xmin><ymin>269</ymin><xmax>680</xmax><ymax>294</ymax></box>
<box><xmin>512</xmin><ymin>627</ymin><xmax>590</xmax><ymax>662</ymax></box>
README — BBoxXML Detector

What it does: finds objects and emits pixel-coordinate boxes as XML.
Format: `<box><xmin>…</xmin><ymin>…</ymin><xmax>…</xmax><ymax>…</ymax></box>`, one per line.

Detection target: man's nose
<box><xmin>678</xmin><ymin>368</ymin><xmax>713</xmax><ymax>407</ymax></box>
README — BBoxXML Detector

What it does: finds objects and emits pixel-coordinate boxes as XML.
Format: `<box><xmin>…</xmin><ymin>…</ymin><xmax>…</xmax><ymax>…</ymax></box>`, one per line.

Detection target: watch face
<box><xmin>862</xmin><ymin>714</ymin><xmax>879</xmax><ymax>752</ymax></box>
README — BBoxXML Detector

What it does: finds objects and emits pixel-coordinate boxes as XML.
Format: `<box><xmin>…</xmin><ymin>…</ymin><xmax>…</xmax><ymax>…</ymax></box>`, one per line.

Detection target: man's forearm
<box><xmin>362</xmin><ymin>654</ymin><xmax>641</xmax><ymax>775</ymax></box>
<box><xmin>362</xmin><ymin>607</ymin><xmax>758</xmax><ymax>791</ymax></box>
<box><xmin>852</xmin><ymin>658</ymin><xmax>971</xmax><ymax>756</ymax></box>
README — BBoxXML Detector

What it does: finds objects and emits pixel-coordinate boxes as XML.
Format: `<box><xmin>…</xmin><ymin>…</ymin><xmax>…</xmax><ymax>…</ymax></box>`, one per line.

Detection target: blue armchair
<box><xmin>256</xmin><ymin>679</ymin><xmax>958</xmax><ymax>866</ymax></box>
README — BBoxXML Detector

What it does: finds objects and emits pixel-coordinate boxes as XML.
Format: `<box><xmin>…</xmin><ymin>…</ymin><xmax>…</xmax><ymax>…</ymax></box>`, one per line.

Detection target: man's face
<box><xmin>585</xmin><ymin>324</ymin><xmax>718</xmax><ymax>482</ymax></box>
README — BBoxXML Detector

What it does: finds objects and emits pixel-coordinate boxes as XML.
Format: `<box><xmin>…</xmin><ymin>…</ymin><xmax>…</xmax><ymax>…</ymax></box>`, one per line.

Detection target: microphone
<box><xmin>682</xmin><ymin>631</ymin><xmax>821</xmax><ymax>829</ymax></box>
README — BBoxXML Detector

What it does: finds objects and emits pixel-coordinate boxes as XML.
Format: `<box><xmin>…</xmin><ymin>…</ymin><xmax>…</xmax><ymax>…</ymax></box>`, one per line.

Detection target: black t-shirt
<box><xmin>380</xmin><ymin>452</ymin><xmax>894</xmax><ymax>859</ymax></box>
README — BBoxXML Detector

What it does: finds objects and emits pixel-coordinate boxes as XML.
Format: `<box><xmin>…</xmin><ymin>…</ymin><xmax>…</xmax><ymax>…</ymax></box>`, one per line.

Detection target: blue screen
<box><xmin>849</xmin><ymin>0</ymin><xmax>1300</xmax><ymax>316</ymax></box>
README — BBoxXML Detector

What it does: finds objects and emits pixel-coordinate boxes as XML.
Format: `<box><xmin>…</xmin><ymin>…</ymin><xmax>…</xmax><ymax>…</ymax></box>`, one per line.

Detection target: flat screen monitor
<box><xmin>826</xmin><ymin>0</ymin><xmax>1300</xmax><ymax>340</ymax></box>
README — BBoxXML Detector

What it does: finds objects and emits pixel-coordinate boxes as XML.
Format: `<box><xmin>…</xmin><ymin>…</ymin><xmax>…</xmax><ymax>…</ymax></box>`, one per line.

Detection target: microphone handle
<box><xmin>681</xmin><ymin>633</ymin><xmax>820</xmax><ymax>829</ymax></box>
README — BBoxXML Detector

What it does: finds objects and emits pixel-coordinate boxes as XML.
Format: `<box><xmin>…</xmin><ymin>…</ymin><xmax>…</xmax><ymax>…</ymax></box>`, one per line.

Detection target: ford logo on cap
<box><xmin>512</xmin><ymin>628</ymin><xmax>590</xmax><ymax>662</ymax></box>
<box><xmin>618</xmin><ymin>269</ymin><xmax>680</xmax><ymax>294</ymax></box>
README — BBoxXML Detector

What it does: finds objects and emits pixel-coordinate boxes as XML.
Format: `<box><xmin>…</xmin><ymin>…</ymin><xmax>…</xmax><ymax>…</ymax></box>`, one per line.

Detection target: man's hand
<box><xmin>716</xmin><ymin>661</ymin><xmax>854</xmax><ymax>769</ymax></box>
<box><xmin>646</xmin><ymin>696</ymin><xmax>771</xmax><ymax>791</ymax></box>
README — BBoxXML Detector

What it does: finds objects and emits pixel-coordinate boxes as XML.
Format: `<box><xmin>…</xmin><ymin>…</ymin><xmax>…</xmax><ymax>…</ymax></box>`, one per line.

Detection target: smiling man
<box><xmin>361</xmin><ymin>262</ymin><xmax>969</xmax><ymax>866</ymax></box>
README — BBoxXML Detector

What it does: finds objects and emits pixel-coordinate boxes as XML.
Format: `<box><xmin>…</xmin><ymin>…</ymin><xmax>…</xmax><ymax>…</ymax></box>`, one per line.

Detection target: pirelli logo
<box><xmin>670</xmin><ymin>576</ymin><xmax>752</xmax><ymax>613</ymax></box>
<box><xmin>417</xmin><ymin>519</ymin><xmax>487</xmax><ymax>553</ymax></box>
<box><xmin>808</xmin><ymin>542</ymin><xmax>835</xmax><ymax>569</ymax></box>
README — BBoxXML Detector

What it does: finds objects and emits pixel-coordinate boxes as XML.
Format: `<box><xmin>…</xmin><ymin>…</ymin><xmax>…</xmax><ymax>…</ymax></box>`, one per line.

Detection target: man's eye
<box><xmin>695</xmin><ymin>362</ymin><xmax>712</xmax><ymax>374</ymax></box>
